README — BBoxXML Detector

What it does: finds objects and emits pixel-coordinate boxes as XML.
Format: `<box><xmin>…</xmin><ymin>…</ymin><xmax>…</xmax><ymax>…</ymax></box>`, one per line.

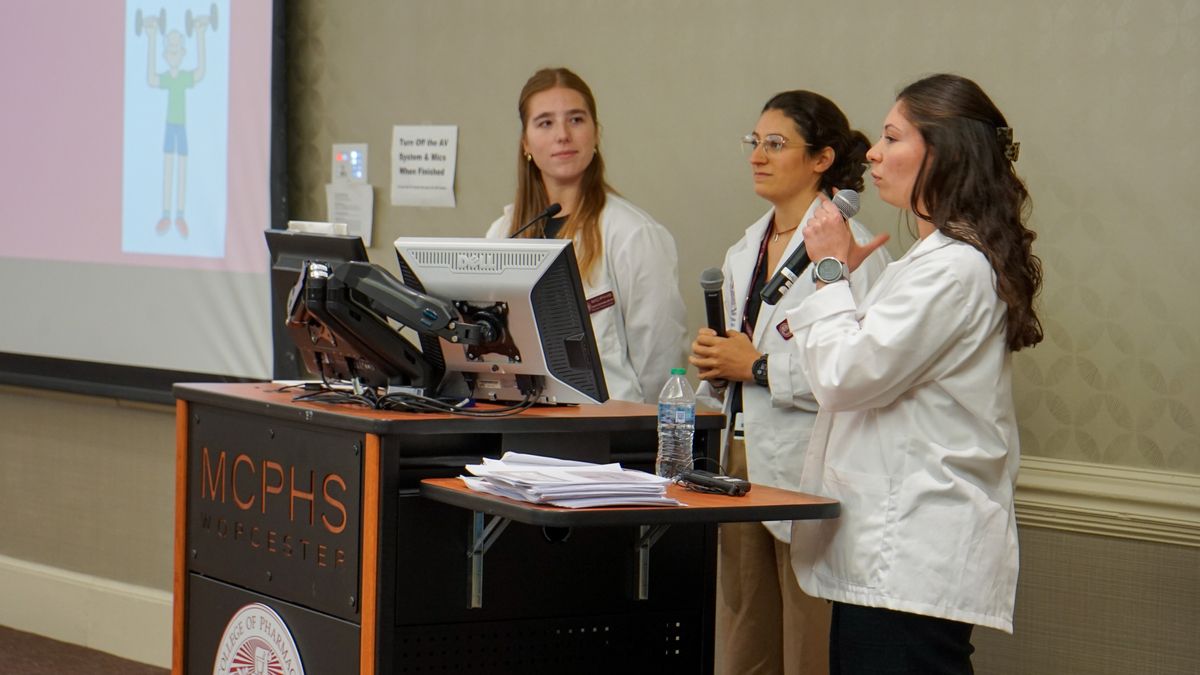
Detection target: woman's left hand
<box><xmin>689</xmin><ymin>329</ymin><xmax>759</xmax><ymax>382</ymax></box>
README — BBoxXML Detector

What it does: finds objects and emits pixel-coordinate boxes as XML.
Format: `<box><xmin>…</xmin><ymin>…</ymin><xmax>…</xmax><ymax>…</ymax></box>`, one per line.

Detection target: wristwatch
<box><xmin>812</xmin><ymin>257</ymin><xmax>850</xmax><ymax>284</ymax></box>
<box><xmin>751</xmin><ymin>354</ymin><xmax>769</xmax><ymax>387</ymax></box>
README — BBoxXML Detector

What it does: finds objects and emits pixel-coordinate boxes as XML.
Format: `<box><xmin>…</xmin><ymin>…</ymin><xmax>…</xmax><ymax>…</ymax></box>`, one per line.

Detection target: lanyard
<box><xmin>741</xmin><ymin>219</ymin><xmax>774</xmax><ymax>339</ymax></box>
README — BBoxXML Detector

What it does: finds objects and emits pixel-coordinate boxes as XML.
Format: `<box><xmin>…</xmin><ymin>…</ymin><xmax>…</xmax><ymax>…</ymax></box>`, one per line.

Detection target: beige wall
<box><xmin>287</xmin><ymin>0</ymin><xmax>1200</xmax><ymax>474</ymax></box>
<box><xmin>972</xmin><ymin>527</ymin><xmax>1199</xmax><ymax>673</ymax></box>
<box><xmin>0</xmin><ymin>386</ymin><xmax>174</xmax><ymax>588</ymax></box>
<box><xmin>0</xmin><ymin>1</ymin><xmax>1196</xmax><ymax>670</ymax></box>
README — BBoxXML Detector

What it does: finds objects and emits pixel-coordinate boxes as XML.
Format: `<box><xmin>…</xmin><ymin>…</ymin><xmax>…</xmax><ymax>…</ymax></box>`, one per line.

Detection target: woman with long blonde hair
<box><xmin>486</xmin><ymin>67</ymin><xmax>686</xmax><ymax>403</ymax></box>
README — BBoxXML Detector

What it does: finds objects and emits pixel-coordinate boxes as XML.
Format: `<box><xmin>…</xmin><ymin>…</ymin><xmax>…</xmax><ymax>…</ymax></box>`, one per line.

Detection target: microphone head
<box><xmin>544</xmin><ymin>203</ymin><xmax>562</xmax><ymax>218</ymax></box>
<box><xmin>831</xmin><ymin>189</ymin><xmax>860</xmax><ymax>219</ymax></box>
<box><xmin>700</xmin><ymin>267</ymin><xmax>724</xmax><ymax>291</ymax></box>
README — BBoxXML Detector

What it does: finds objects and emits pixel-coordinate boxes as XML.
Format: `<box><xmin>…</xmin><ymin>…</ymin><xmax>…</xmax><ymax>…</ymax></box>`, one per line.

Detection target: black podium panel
<box><xmin>186</xmin><ymin>405</ymin><xmax>363</xmax><ymax>621</ymax></box>
<box><xmin>391</xmin><ymin>496</ymin><xmax>708</xmax><ymax>622</ymax></box>
<box><xmin>187</xmin><ymin>575</ymin><xmax>360</xmax><ymax>674</ymax></box>
<box><xmin>378</xmin><ymin>494</ymin><xmax>712</xmax><ymax>672</ymax></box>
<box><xmin>174</xmin><ymin>384</ymin><xmax>727</xmax><ymax>674</ymax></box>
<box><xmin>390</xmin><ymin>611</ymin><xmax>702</xmax><ymax>674</ymax></box>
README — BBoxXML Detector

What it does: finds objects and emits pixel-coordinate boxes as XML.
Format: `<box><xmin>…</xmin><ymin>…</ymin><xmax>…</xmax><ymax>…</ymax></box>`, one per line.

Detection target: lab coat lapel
<box><xmin>752</xmin><ymin>264</ymin><xmax>788</xmax><ymax>349</ymax></box>
<box><xmin>751</xmin><ymin>198</ymin><xmax>820</xmax><ymax>349</ymax></box>
<box><xmin>728</xmin><ymin>210</ymin><xmax>773</xmax><ymax>333</ymax></box>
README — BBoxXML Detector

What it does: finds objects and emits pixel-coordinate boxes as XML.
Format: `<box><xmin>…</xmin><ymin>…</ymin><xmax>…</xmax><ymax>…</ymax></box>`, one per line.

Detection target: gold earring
<box><xmin>525</xmin><ymin>153</ymin><xmax>533</xmax><ymax>162</ymax></box>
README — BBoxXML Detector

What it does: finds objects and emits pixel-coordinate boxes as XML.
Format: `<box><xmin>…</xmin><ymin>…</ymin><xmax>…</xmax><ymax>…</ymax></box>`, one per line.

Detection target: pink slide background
<box><xmin>0</xmin><ymin>1</ymin><xmax>272</xmax><ymax>273</ymax></box>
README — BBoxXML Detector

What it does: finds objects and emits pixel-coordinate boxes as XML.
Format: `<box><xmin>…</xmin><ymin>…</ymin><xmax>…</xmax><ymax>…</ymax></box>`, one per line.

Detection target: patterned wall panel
<box><xmin>285</xmin><ymin>0</ymin><xmax>1200</xmax><ymax>475</ymax></box>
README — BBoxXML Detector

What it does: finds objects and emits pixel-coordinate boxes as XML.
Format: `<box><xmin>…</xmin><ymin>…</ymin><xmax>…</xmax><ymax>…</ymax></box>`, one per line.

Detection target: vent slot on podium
<box><xmin>389</xmin><ymin>613</ymin><xmax>698</xmax><ymax>673</ymax></box>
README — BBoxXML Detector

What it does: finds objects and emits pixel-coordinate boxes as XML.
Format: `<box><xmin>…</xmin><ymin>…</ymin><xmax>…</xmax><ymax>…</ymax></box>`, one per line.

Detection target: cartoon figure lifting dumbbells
<box><xmin>134</xmin><ymin>4</ymin><xmax>219</xmax><ymax>238</ymax></box>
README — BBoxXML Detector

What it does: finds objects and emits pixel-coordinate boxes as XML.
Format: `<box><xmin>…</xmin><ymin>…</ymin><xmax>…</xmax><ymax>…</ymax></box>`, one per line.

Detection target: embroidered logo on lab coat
<box><xmin>776</xmin><ymin>319</ymin><xmax>793</xmax><ymax>340</ymax></box>
<box><xmin>587</xmin><ymin>291</ymin><xmax>616</xmax><ymax>314</ymax></box>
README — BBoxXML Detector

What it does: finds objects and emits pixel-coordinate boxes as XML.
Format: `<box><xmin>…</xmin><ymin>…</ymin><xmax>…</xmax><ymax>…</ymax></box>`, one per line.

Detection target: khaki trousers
<box><xmin>716</xmin><ymin>437</ymin><xmax>830</xmax><ymax>675</ymax></box>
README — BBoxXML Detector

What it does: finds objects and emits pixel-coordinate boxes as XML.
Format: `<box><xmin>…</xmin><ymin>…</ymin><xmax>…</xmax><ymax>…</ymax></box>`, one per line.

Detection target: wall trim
<box><xmin>0</xmin><ymin>554</ymin><xmax>171</xmax><ymax>668</ymax></box>
<box><xmin>1015</xmin><ymin>456</ymin><xmax>1200</xmax><ymax>547</ymax></box>
<box><xmin>0</xmin><ymin>458</ymin><xmax>1193</xmax><ymax>667</ymax></box>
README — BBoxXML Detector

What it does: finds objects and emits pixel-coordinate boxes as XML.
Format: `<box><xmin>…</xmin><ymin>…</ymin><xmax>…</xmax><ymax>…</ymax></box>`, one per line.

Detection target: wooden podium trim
<box><xmin>359</xmin><ymin>433</ymin><xmax>381</xmax><ymax>674</ymax></box>
<box><xmin>172</xmin><ymin>399</ymin><xmax>188</xmax><ymax>675</ymax></box>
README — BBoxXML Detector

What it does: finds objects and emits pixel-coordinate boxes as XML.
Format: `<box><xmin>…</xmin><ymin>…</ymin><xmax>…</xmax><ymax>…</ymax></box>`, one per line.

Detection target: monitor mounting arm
<box><xmin>331</xmin><ymin>261</ymin><xmax>502</xmax><ymax>347</ymax></box>
<box><xmin>286</xmin><ymin>260</ymin><xmax>520</xmax><ymax>396</ymax></box>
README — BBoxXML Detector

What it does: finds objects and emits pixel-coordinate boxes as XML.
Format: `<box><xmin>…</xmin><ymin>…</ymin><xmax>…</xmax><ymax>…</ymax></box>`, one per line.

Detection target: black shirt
<box><xmin>542</xmin><ymin>215</ymin><xmax>568</xmax><ymax>239</ymax></box>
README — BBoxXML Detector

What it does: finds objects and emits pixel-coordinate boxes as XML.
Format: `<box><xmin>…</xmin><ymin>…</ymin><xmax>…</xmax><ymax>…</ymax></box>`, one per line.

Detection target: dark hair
<box><xmin>762</xmin><ymin>90</ymin><xmax>870</xmax><ymax>194</ymax></box>
<box><xmin>897</xmin><ymin>73</ymin><xmax>1042</xmax><ymax>351</ymax></box>
<box><xmin>510</xmin><ymin>67</ymin><xmax>611</xmax><ymax>282</ymax></box>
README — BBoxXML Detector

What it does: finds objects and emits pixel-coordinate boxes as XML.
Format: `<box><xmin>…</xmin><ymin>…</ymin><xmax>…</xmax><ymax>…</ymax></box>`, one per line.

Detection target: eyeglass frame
<box><xmin>741</xmin><ymin>133</ymin><xmax>812</xmax><ymax>156</ymax></box>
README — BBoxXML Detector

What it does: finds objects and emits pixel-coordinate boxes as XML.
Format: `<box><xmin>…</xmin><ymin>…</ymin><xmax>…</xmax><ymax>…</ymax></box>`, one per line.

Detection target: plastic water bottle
<box><xmin>656</xmin><ymin>367</ymin><xmax>695</xmax><ymax>479</ymax></box>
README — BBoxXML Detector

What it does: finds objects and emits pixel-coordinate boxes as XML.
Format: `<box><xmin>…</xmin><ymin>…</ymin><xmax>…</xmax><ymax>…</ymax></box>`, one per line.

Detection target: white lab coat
<box><xmin>487</xmin><ymin>194</ymin><xmax>687</xmax><ymax>403</ymax></box>
<box><xmin>697</xmin><ymin>198</ymin><xmax>889</xmax><ymax>542</ymax></box>
<box><xmin>784</xmin><ymin>229</ymin><xmax>1020</xmax><ymax>632</ymax></box>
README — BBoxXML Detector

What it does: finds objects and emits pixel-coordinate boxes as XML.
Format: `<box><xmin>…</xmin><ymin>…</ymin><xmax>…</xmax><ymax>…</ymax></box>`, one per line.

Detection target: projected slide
<box><xmin>123</xmin><ymin>1</ymin><xmax>229</xmax><ymax>258</ymax></box>
<box><xmin>0</xmin><ymin>1</ymin><xmax>277</xmax><ymax>383</ymax></box>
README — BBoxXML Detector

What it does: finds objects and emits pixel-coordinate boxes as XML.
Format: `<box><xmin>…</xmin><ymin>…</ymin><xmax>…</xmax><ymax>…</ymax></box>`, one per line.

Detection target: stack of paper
<box><xmin>461</xmin><ymin>452</ymin><xmax>682</xmax><ymax>508</ymax></box>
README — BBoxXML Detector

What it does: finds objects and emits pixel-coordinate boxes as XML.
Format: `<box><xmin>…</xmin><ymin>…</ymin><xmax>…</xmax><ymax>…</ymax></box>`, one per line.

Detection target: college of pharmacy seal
<box><xmin>212</xmin><ymin>602</ymin><xmax>304</xmax><ymax>675</ymax></box>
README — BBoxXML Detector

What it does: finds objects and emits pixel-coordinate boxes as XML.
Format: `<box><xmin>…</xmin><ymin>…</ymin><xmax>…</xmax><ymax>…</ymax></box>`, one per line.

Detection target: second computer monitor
<box><xmin>393</xmin><ymin>237</ymin><xmax>608</xmax><ymax>405</ymax></box>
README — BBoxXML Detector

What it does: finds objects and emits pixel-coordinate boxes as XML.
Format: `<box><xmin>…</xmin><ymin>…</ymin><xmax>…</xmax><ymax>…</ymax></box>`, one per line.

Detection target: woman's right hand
<box><xmin>806</xmin><ymin>192</ymin><xmax>890</xmax><ymax>272</ymax></box>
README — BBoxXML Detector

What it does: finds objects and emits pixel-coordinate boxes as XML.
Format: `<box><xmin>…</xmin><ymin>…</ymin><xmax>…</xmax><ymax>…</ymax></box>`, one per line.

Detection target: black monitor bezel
<box><xmin>265</xmin><ymin>229</ymin><xmax>369</xmax><ymax>380</ymax></box>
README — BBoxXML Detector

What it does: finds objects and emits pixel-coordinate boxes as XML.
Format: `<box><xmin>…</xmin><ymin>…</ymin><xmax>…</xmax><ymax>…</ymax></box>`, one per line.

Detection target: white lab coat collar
<box><xmin>853</xmin><ymin>228</ymin><xmax>957</xmax><ymax>309</ymax></box>
<box><xmin>903</xmin><ymin>227</ymin><xmax>955</xmax><ymax>261</ymax></box>
<box><xmin>727</xmin><ymin>198</ymin><xmax>821</xmax><ymax>349</ymax></box>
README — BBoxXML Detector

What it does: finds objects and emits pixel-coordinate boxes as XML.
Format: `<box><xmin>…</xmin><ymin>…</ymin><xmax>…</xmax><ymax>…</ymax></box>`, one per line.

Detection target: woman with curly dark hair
<box><xmin>786</xmin><ymin>74</ymin><xmax>1043</xmax><ymax>674</ymax></box>
<box><xmin>689</xmin><ymin>90</ymin><xmax>891</xmax><ymax>675</ymax></box>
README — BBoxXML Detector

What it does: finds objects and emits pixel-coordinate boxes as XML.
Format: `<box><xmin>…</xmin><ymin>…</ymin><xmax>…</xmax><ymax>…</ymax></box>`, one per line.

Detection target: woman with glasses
<box><xmin>786</xmin><ymin>74</ymin><xmax>1042</xmax><ymax>673</ymax></box>
<box><xmin>689</xmin><ymin>90</ymin><xmax>890</xmax><ymax>674</ymax></box>
<box><xmin>486</xmin><ymin>67</ymin><xmax>687</xmax><ymax>403</ymax></box>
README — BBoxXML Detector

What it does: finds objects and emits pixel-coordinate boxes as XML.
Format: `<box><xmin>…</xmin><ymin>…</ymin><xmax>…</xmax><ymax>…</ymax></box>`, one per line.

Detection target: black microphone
<box><xmin>508</xmin><ymin>203</ymin><xmax>562</xmax><ymax>238</ymax></box>
<box><xmin>700</xmin><ymin>267</ymin><xmax>729</xmax><ymax>389</ymax></box>
<box><xmin>700</xmin><ymin>267</ymin><xmax>726</xmax><ymax>336</ymax></box>
<box><xmin>760</xmin><ymin>190</ymin><xmax>860</xmax><ymax>305</ymax></box>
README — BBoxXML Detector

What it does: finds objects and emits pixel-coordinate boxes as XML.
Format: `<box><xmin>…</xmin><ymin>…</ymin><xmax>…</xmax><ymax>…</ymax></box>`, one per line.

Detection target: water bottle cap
<box><xmin>670</xmin><ymin>367</ymin><xmax>686</xmax><ymax>375</ymax></box>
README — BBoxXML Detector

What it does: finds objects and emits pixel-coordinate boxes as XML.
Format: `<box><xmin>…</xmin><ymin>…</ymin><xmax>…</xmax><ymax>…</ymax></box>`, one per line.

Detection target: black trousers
<box><xmin>829</xmin><ymin>602</ymin><xmax>975</xmax><ymax>675</ymax></box>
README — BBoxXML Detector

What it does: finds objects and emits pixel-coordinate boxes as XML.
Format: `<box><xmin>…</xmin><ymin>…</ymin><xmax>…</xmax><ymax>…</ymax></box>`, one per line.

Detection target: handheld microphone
<box><xmin>760</xmin><ymin>189</ymin><xmax>860</xmax><ymax>305</ymax></box>
<box><xmin>700</xmin><ymin>267</ymin><xmax>727</xmax><ymax>336</ymax></box>
<box><xmin>700</xmin><ymin>267</ymin><xmax>729</xmax><ymax>389</ymax></box>
<box><xmin>508</xmin><ymin>203</ymin><xmax>563</xmax><ymax>238</ymax></box>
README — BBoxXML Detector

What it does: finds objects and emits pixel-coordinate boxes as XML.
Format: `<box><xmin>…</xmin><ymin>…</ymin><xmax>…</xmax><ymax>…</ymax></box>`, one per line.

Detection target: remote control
<box><xmin>679</xmin><ymin>469</ymin><xmax>751</xmax><ymax>496</ymax></box>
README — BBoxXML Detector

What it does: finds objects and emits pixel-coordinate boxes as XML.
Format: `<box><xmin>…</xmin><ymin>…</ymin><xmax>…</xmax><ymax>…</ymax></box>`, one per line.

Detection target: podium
<box><xmin>171</xmin><ymin>382</ymin><xmax>834</xmax><ymax>674</ymax></box>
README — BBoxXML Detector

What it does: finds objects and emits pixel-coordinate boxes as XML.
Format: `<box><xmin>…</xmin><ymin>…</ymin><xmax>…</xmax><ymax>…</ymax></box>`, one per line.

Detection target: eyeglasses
<box><xmin>741</xmin><ymin>133</ymin><xmax>810</xmax><ymax>156</ymax></box>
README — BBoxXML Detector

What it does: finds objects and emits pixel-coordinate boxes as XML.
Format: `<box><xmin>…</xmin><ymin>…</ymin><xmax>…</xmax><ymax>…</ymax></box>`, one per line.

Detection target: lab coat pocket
<box><xmin>821</xmin><ymin>465</ymin><xmax>894</xmax><ymax>590</ymax></box>
<box><xmin>894</xmin><ymin>445</ymin><xmax>1015</xmax><ymax>593</ymax></box>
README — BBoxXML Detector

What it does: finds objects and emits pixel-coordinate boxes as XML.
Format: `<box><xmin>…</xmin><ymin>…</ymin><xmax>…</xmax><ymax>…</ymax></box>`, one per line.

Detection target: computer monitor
<box><xmin>265</xmin><ymin>229</ymin><xmax>368</xmax><ymax>379</ymax></box>
<box><xmin>393</xmin><ymin>237</ymin><xmax>609</xmax><ymax>405</ymax></box>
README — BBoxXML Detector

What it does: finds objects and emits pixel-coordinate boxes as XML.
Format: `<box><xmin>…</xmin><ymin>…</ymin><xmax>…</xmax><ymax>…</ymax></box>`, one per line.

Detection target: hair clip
<box><xmin>996</xmin><ymin>126</ymin><xmax>1020</xmax><ymax>162</ymax></box>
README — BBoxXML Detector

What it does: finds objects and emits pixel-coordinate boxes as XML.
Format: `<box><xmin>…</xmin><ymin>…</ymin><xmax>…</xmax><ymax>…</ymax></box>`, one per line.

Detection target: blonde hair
<box><xmin>509</xmin><ymin>67</ymin><xmax>612</xmax><ymax>283</ymax></box>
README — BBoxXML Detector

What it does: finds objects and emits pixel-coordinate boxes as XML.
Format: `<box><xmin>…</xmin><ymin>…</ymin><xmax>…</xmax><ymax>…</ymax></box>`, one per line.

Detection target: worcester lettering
<box><xmin>196</xmin><ymin>512</ymin><xmax>348</xmax><ymax>570</ymax></box>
